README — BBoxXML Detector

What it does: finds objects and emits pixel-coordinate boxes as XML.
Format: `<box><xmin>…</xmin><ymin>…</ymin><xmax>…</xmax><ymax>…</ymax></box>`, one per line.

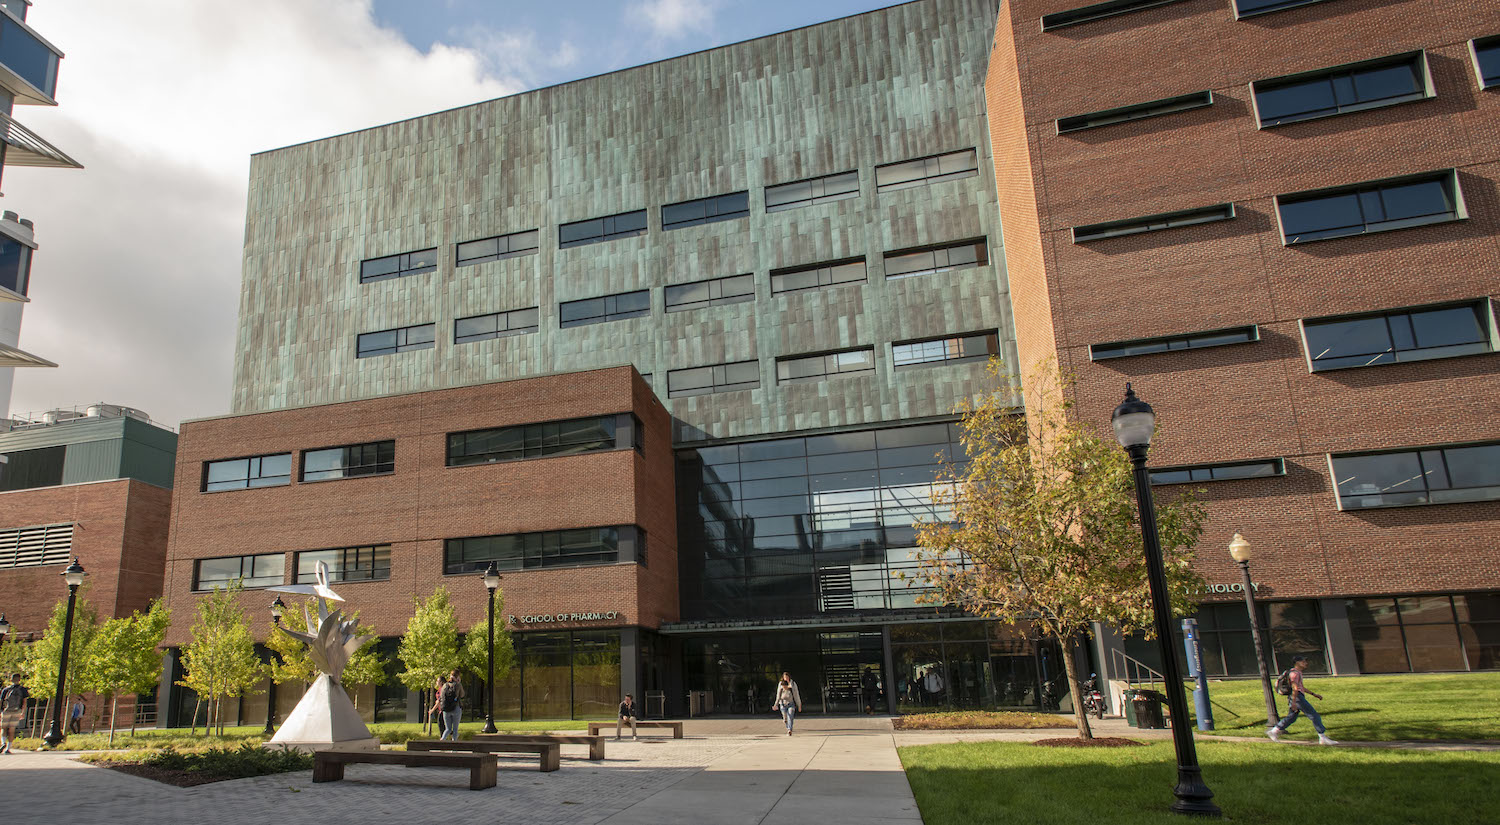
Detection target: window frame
<box><xmin>1072</xmin><ymin>204</ymin><xmax>1235</xmax><ymax>243</ymax></box>
<box><xmin>1149</xmin><ymin>458</ymin><xmax>1287</xmax><ymax>486</ymax></box>
<box><xmin>1057</xmin><ymin>91</ymin><xmax>1214</xmax><ymax>134</ymax></box>
<box><xmin>445</xmin><ymin>413</ymin><xmax>637</xmax><ymax>467</ymax></box>
<box><xmin>1232</xmin><ymin>0</ymin><xmax>1337</xmax><ymax>19</ymax></box>
<box><xmin>295</xmin><ymin>545</ymin><xmax>392</xmax><ymax>584</ymax></box>
<box><xmin>891</xmin><ymin>331</ymin><xmax>1000</xmax><ymax>368</ymax></box>
<box><xmin>442</xmin><ymin>525</ymin><xmax>640</xmax><ymax>574</ymax></box>
<box><xmin>1090</xmin><ymin>325</ymin><xmax>1260</xmax><ymax>361</ymax></box>
<box><xmin>883</xmin><ymin>238</ymin><xmax>990</xmax><ymax>280</ymax></box>
<box><xmin>192</xmin><ymin>552</ymin><xmax>285</xmax><ymax>591</ymax></box>
<box><xmin>454</xmin><ymin>307</ymin><xmax>540</xmax><ymax>344</ymax></box>
<box><xmin>775</xmin><ymin>346</ymin><xmax>878</xmax><ymax>385</ymax></box>
<box><xmin>202</xmin><ymin>453</ymin><xmax>294</xmax><ymax>493</ymax></box>
<box><xmin>299</xmin><ymin>440</ymin><xmax>396</xmax><ymax>483</ymax></box>
<box><xmin>455</xmin><ymin>229</ymin><xmax>541</xmax><ymax>267</ymax></box>
<box><xmin>765</xmin><ymin>170</ymin><xmax>860</xmax><ymax>212</ymax></box>
<box><xmin>874</xmin><ymin>149</ymin><xmax>979</xmax><ymax>193</ymax></box>
<box><xmin>359</xmin><ymin>248</ymin><xmax>438</xmax><ymax>284</ymax></box>
<box><xmin>1250</xmin><ymin>51</ymin><xmax>1433</xmax><ymax>129</ymax></box>
<box><xmin>1041</xmin><ymin>0</ymin><xmax>1190</xmax><ymax>31</ymax></box>
<box><xmin>661</xmin><ymin>191</ymin><xmax>750</xmax><ymax>231</ymax></box>
<box><xmin>664</xmin><ymin>273</ymin><xmax>756</xmax><ymax>312</ymax></box>
<box><xmin>1275</xmin><ymin>170</ymin><xmax>1466</xmax><ymax>245</ymax></box>
<box><xmin>558</xmin><ymin>209</ymin><xmax>648</xmax><ymax>249</ymax></box>
<box><xmin>1471</xmin><ymin>35</ymin><xmax>1500</xmax><ymax>90</ymax></box>
<box><xmin>559</xmin><ymin>289</ymin><xmax>652</xmax><ymax>328</ymax></box>
<box><xmin>1329</xmin><ymin>441</ymin><xmax>1500</xmax><ymax>511</ymax></box>
<box><xmin>667</xmin><ymin>360</ymin><xmax>761</xmax><ymax>398</ymax></box>
<box><xmin>356</xmin><ymin>323</ymin><xmax>436</xmax><ymax>358</ymax></box>
<box><xmin>770</xmin><ymin>257</ymin><xmax>868</xmax><ymax>295</ymax></box>
<box><xmin>1299</xmin><ymin>299</ymin><xmax>1496</xmax><ymax>373</ymax></box>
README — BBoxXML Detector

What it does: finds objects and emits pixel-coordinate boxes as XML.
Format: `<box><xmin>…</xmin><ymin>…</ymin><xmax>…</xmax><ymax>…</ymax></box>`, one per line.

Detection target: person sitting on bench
<box><xmin>616</xmin><ymin>694</ymin><xmax>638</xmax><ymax>741</ymax></box>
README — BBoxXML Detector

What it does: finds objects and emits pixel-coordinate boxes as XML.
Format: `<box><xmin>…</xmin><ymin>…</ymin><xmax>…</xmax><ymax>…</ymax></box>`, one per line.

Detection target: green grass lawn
<box><xmin>893</xmin><ymin>710</ymin><xmax>1070</xmax><ymax>730</ymax></box>
<box><xmin>16</xmin><ymin>719</ymin><xmax>594</xmax><ymax>751</ymax></box>
<box><xmin>1182</xmin><ymin>672</ymin><xmax>1500</xmax><ymax>742</ymax></box>
<box><xmin>900</xmin><ymin>739</ymin><xmax>1500</xmax><ymax>825</ymax></box>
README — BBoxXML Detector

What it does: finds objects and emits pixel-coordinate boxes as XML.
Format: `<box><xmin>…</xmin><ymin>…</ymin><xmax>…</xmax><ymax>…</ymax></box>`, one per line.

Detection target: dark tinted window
<box><xmin>1234</xmin><ymin>0</ymin><xmax>1333</xmax><ymax>17</ymax></box>
<box><xmin>560</xmin><ymin>290</ymin><xmax>651</xmax><ymax>328</ymax></box>
<box><xmin>447</xmin><ymin>414</ymin><xmax>635</xmax><ymax>466</ymax></box>
<box><xmin>1254</xmin><ymin>53</ymin><xmax>1427</xmax><ymax>127</ymax></box>
<box><xmin>0</xmin><ymin>236</ymin><xmax>32</xmax><ymax>296</ymax></box>
<box><xmin>884</xmin><ymin>240</ymin><xmax>987</xmax><ymax>279</ymax></box>
<box><xmin>445</xmin><ymin>526</ymin><xmax>636</xmax><ymax>573</ymax></box>
<box><xmin>454</xmin><ymin>307</ymin><xmax>539</xmax><ymax>344</ymax></box>
<box><xmin>893</xmin><ymin>332</ymin><xmax>999</xmax><ymax>367</ymax></box>
<box><xmin>194</xmin><ymin>553</ymin><xmax>284</xmax><ymax>590</ymax></box>
<box><xmin>1475</xmin><ymin>37</ymin><xmax>1500</xmax><ymax>89</ymax></box>
<box><xmin>1278</xmin><ymin>173</ymin><xmax>1461</xmax><ymax>244</ymax></box>
<box><xmin>204</xmin><ymin>454</ymin><xmax>292</xmax><ymax>491</ymax></box>
<box><xmin>667</xmin><ymin>360</ymin><xmax>760</xmax><ymax>398</ymax></box>
<box><xmin>456</xmin><ymin>229</ymin><xmax>540</xmax><ymax>266</ymax></box>
<box><xmin>665</xmin><ymin>274</ymin><xmax>755</xmax><ymax>311</ymax></box>
<box><xmin>1149</xmin><ymin>459</ymin><xmax>1284</xmax><ymax>485</ymax></box>
<box><xmin>1042</xmin><ymin>0</ymin><xmax>1188</xmax><ymax>30</ymax></box>
<box><xmin>359</xmin><ymin>248</ymin><xmax>438</xmax><ymax>283</ymax></box>
<box><xmin>559</xmin><ymin>210</ymin><xmax>647</xmax><ymax>248</ymax></box>
<box><xmin>770</xmin><ymin>258</ymin><xmax>866</xmax><ymax>294</ymax></box>
<box><xmin>297</xmin><ymin>546</ymin><xmax>391</xmax><ymax>583</ymax></box>
<box><xmin>1057</xmin><ymin>91</ymin><xmax>1213</xmax><ymax>133</ymax></box>
<box><xmin>0</xmin><ymin>13</ymin><xmax>59</xmax><ymax>98</ymax></box>
<box><xmin>301</xmin><ymin>441</ymin><xmax>395</xmax><ymax>481</ymax></box>
<box><xmin>1333</xmin><ymin>443</ymin><xmax>1500</xmax><ymax>509</ymax></box>
<box><xmin>875</xmin><ymin>149</ymin><xmax>978</xmax><ymax>192</ymax></box>
<box><xmin>1303</xmin><ymin>302</ymin><xmax>1491</xmax><ymax>371</ymax></box>
<box><xmin>766</xmin><ymin>171</ymin><xmax>860</xmax><ymax>212</ymax></box>
<box><xmin>357</xmin><ymin>323</ymin><xmax>435</xmax><ymax>358</ymax></box>
<box><xmin>1092</xmin><ymin>326</ymin><xmax>1258</xmax><ymax>360</ymax></box>
<box><xmin>776</xmin><ymin>348</ymin><xmax>876</xmax><ymax>384</ymax></box>
<box><xmin>1073</xmin><ymin>205</ymin><xmax>1234</xmax><ymax>243</ymax></box>
<box><xmin>662</xmin><ymin>192</ymin><xmax>750</xmax><ymax>230</ymax></box>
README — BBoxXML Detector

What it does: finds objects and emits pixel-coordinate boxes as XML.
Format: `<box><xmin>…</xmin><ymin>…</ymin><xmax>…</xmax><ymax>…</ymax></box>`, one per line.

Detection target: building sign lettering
<box><xmin>1199</xmin><ymin>582</ymin><xmax>1260</xmax><ymax>595</ymax></box>
<box><xmin>509</xmin><ymin>611</ymin><xmax>620</xmax><ymax>625</ymax></box>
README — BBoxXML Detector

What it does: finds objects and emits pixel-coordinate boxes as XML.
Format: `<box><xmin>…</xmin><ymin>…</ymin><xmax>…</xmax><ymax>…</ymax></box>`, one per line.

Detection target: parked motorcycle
<box><xmin>1082</xmin><ymin>673</ymin><xmax>1106</xmax><ymax>720</ymax></box>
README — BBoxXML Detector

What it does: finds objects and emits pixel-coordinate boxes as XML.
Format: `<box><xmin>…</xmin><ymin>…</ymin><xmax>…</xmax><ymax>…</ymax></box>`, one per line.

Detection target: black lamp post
<box><xmin>482</xmin><ymin>562</ymin><xmax>500</xmax><ymax>734</ymax></box>
<box><xmin>1112</xmin><ymin>386</ymin><xmax>1220</xmax><ymax>818</ymax></box>
<box><xmin>1229</xmin><ymin>534</ymin><xmax>1279</xmax><ymax>728</ymax></box>
<box><xmin>43</xmin><ymin>557</ymin><xmax>86</xmax><ymax>749</ymax></box>
<box><xmin>0</xmin><ymin>612</ymin><xmax>10</xmax><ymax>643</ymax></box>
<box><xmin>265</xmin><ymin>596</ymin><xmax>286</xmax><ymax>735</ymax></box>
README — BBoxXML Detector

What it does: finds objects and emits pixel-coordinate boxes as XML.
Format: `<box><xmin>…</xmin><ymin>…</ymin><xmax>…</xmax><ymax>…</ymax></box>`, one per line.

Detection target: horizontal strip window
<box><xmin>455</xmin><ymin>307</ymin><xmax>539</xmax><ymax>344</ymax></box>
<box><xmin>770</xmin><ymin>257</ymin><xmax>866</xmax><ymax>294</ymax></box>
<box><xmin>766</xmin><ymin>171</ymin><xmax>859</xmax><ymax>212</ymax></box>
<box><xmin>1474</xmin><ymin>36</ymin><xmax>1500</xmax><ymax>90</ymax></box>
<box><xmin>665</xmin><ymin>273</ymin><xmax>754</xmax><ymax>312</ymax></box>
<box><xmin>1073</xmin><ymin>204</ymin><xmax>1234</xmax><ymax>243</ymax></box>
<box><xmin>204</xmin><ymin>453</ymin><xmax>292</xmax><ymax>492</ymax></box>
<box><xmin>1041</xmin><ymin>0</ymin><xmax>1189</xmax><ymax>31</ymax></box>
<box><xmin>559</xmin><ymin>209</ymin><xmax>647</xmax><ymax>248</ymax></box>
<box><xmin>1303</xmin><ymin>300</ymin><xmax>1494</xmax><ymax>372</ymax></box>
<box><xmin>296</xmin><ymin>546</ymin><xmax>391</xmax><ymax>584</ymax></box>
<box><xmin>1057</xmin><ymin>91</ymin><xmax>1213</xmax><ymax>134</ymax></box>
<box><xmin>560</xmin><ymin>289</ymin><xmax>650</xmax><ymax>328</ymax></box>
<box><xmin>1150</xmin><ymin>458</ymin><xmax>1286</xmax><ymax>485</ymax></box>
<box><xmin>662</xmin><ymin>192</ymin><xmax>749</xmax><ymax>230</ymax></box>
<box><xmin>875</xmin><ymin>149</ymin><xmax>978</xmax><ymax>192</ymax></box>
<box><xmin>1253</xmin><ymin>52</ymin><xmax>1430</xmax><ymax>128</ymax></box>
<box><xmin>447</xmin><ymin>413</ymin><xmax>638</xmax><ymax>466</ymax></box>
<box><xmin>0</xmin><ymin>522</ymin><xmax>73</xmax><ymax>570</ymax></box>
<box><xmin>1333</xmin><ymin>442</ymin><xmax>1500</xmax><ymax>510</ymax></box>
<box><xmin>668</xmin><ymin>360</ymin><xmax>760</xmax><ymax>398</ymax></box>
<box><xmin>777</xmin><ymin>347</ymin><xmax>876</xmax><ymax>385</ymax></box>
<box><xmin>456</xmin><ymin>229</ymin><xmax>539</xmax><ymax>267</ymax></box>
<box><xmin>884</xmin><ymin>239</ymin><xmax>988</xmax><ymax>280</ymax></box>
<box><xmin>893</xmin><ymin>331</ymin><xmax>999</xmax><ymax>367</ymax></box>
<box><xmin>360</xmin><ymin>248</ymin><xmax>437</xmax><ymax>284</ymax></box>
<box><xmin>1091</xmin><ymin>325</ymin><xmax>1259</xmax><ymax>360</ymax></box>
<box><xmin>1276</xmin><ymin>170</ymin><xmax>1463</xmax><ymax>244</ymax></box>
<box><xmin>357</xmin><ymin>323</ymin><xmax>435</xmax><ymax>358</ymax></box>
<box><xmin>1233</xmin><ymin>0</ymin><xmax>1334</xmax><ymax>19</ymax></box>
<box><xmin>301</xmin><ymin>440</ymin><xmax>395</xmax><ymax>482</ymax></box>
<box><xmin>444</xmin><ymin>525</ymin><xmax>641</xmax><ymax>574</ymax></box>
<box><xmin>194</xmin><ymin>553</ymin><xmax>284</xmax><ymax>591</ymax></box>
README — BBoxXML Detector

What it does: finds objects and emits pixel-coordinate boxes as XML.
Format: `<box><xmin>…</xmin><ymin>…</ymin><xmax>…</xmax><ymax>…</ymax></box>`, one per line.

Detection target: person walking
<box><xmin>616</xmin><ymin>694</ymin><xmax>638</xmax><ymax>740</ymax></box>
<box><xmin>69</xmin><ymin>695</ymin><xmax>86</xmax><ymax>735</ymax></box>
<box><xmin>1</xmin><ymin>673</ymin><xmax>29</xmax><ymax>753</ymax></box>
<box><xmin>430</xmin><ymin>675</ymin><xmax>448</xmax><ymax>737</ymax></box>
<box><xmin>1268</xmin><ymin>655</ymin><xmax>1338</xmax><ymax>745</ymax></box>
<box><xmin>438</xmin><ymin>670</ymin><xmax>466</xmax><ymax>742</ymax></box>
<box><xmin>773</xmin><ymin>676</ymin><xmax>802</xmax><ymax>735</ymax></box>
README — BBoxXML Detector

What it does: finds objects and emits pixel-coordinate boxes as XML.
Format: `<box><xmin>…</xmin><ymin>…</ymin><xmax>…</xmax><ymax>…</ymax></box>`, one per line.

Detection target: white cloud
<box><xmin>630</xmin><ymin>0</ymin><xmax>720</xmax><ymax>40</ymax></box>
<box><xmin>455</xmin><ymin>25</ymin><xmax>581</xmax><ymax>90</ymax></box>
<box><xmin>4</xmin><ymin>0</ymin><xmax>517</xmax><ymax>426</ymax></box>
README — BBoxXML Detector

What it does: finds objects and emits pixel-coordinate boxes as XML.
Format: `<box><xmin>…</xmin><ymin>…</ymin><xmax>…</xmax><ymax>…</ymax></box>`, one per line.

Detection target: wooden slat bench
<box><xmin>472</xmin><ymin>733</ymin><xmax>606</xmax><ymax>761</ymax></box>
<box><xmin>407</xmin><ymin>739</ymin><xmax>561</xmax><ymax>772</ymax></box>
<box><xmin>587</xmin><ymin>720</ymin><xmax>684</xmax><ymax>739</ymax></box>
<box><xmin>312</xmin><ymin>748</ymin><xmax>497</xmax><ymax>790</ymax></box>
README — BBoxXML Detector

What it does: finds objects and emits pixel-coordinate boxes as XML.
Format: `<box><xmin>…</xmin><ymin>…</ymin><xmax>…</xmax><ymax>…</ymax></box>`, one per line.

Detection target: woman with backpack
<box><xmin>773</xmin><ymin>675</ymin><xmax>802</xmax><ymax>735</ymax></box>
<box><xmin>1268</xmin><ymin>655</ymin><xmax>1338</xmax><ymax>745</ymax></box>
<box><xmin>437</xmin><ymin>670</ymin><xmax>466</xmax><ymax>742</ymax></box>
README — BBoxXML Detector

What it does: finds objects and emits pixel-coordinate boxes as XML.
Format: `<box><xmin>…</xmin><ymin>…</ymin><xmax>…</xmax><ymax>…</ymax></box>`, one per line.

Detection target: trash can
<box><xmin>1122</xmin><ymin>689</ymin><xmax>1140</xmax><ymax>727</ymax></box>
<box><xmin>1132</xmin><ymin>689</ymin><xmax>1166</xmax><ymax>730</ymax></box>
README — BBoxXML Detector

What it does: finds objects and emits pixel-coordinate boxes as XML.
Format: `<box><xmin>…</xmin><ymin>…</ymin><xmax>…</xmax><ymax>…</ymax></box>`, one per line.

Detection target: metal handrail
<box><xmin>1110</xmin><ymin>648</ymin><xmax>1164</xmax><ymax>692</ymax></box>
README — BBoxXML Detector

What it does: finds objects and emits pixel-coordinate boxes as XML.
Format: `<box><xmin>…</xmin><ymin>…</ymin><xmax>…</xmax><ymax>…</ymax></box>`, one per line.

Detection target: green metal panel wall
<box><xmin>59</xmin><ymin>438</ymin><xmax>124</xmax><ymax>485</ymax></box>
<box><xmin>119</xmin><ymin>418</ymin><xmax>178</xmax><ymax>489</ymax></box>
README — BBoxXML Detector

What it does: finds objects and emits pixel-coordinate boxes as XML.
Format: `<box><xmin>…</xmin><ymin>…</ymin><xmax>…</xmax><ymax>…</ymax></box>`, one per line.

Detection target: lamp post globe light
<box><xmin>1229</xmin><ymin>534</ymin><xmax>1280</xmax><ymax>729</ymax></box>
<box><xmin>482</xmin><ymin>562</ymin><xmax>501</xmax><ymax>734</ymax></box>
<box><xmin>1112</xmin><ymin>385</ymin><xmax>1221</xmax><ymax>818</ymax></box>
<box><xmin>43</xmin><ymin>557</ymin><xmax>86</xmax><ymax>749</ymax></box>
<box><xmin>265</xmin><ymin>596</ymin><xmax>287</xmax><ymax>735</ymax></box>
<box><xmin>0</xmin><ymin>612</ymin><xmax>10</xmax><ymax>641</ymax></box>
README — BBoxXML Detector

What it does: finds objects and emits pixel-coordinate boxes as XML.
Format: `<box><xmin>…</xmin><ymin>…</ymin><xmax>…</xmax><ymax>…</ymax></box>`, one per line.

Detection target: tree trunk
<box><xmin>1061</xmin><ymin>635</ymin><xmax>1093</xmax><ymax>740</ymax></box>
<box><xmin>109</xmin><ymin>695</ymin><xmax>118</xmax><ymax>747</ymax></box>
<box><xmin>190</xmin><ymin>696</ymin><xmax>201</xmax><ymax>736</ymax></box>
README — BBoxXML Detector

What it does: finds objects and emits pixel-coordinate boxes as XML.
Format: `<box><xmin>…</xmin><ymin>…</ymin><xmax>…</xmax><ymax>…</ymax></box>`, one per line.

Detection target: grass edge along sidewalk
<box><xmin>899</xmin><ymin>739</ymin><xmax>1500</xmax><ymax>825</ymax></box>
<box><xmin>12</xmin><ymin>719</ymin><xmax>593</xmax><ymax>751</ymax></box>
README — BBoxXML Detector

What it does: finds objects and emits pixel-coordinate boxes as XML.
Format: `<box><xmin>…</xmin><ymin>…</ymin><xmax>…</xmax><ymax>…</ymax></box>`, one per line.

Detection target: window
<box><xmin>456</xmin><ymin>229</ymin><xmax>540</xmax><ymax>267</ymax></box>
<box><xmin>0</xmin><ymin>11</ymin><xmax>60</xmax><ymax>100</ymax></box>
<box><xmin>1150</xmin><ymin>458</ymin><xmax>1286</xmax><ymax>485</ymax></box>
<box><xmin>444</xmin><ymin>526</ymin><xmax>643</xmax><ymax>573</ymax></box>
<box><xmin>1332</xmin><ymin>442</ymin><xmax>1500</xmax><ymax>510</ymax></box>
<box><xmin>1473</xmin><ymin>36</ymin><xmax>1500</xmax><ymax>90</ymax></box>
<box><xmin>0</xmin><ymin>445</ymin><xmax>64</xmax><ymax>491</ymax></box>
<box><xmin>1072</xmin><ymin>204</ymin><xmax>1234</xmax><ymax>243</ymax></box>
<box><xmin>1302</xmin><ymin>301</ymin><xmax>1493</xmax><ymax>371</ymax></box>
<box><xmin>1041</xmin><ymin>0</ymin><xmax>1188</xmax><ymax>31</ymax></box>
<box><xmin>1057</xmin><ymin>91</ymin><xmax>1214</xmax><ymax>133</ymax></box>
<box><xmin>770</xmin><ymin>257</ymin><xmax>866</xmax><ymax>294</ymax></box>
<box><xmin>1253</xmin><ymin>52</ymin><xmax>1430</xmax><ymax>128</ymax></box>
<box><xmin>667</xmin><ymin>360</ymin><xmax>760</xmax><ymax>398</ymax></box>
<box><xmin>1091</xmin><ymin>326</ymin><xmax>1259</xmax><ymax>360</ymax></box>
<box><xmin>446</xmin><ymin>414</ymin><xmax>638</xmax><ymax>466</ymax></box>
<box><xmin>1346</xmin><ymin>594</ymin><xmax>1497</xmax><ymax>673</ymax></box>
<box><xmin>356</xmin><ymin>323</ymin><xmax>435</xmax><ymax>358</ymax></box>
<box><xmin>777</xmin><ymin>347</ymin><xmax>876</xmax><ymax>384</ymax></box>
<box><xmin>296</xmin><ymin>546</ymin><xmax>391</xmax><ymax>584</ymax></box>
<box><xmin>1233</xmin><ymin>0</ymin><xmax>1335</xmax><ymax>18</ymax></box>
<box><xmin>559</xmin><ymin>290</ymin><xmax>650</xmax><ymax>328</ymax></box>
<box><xmin>766</xmin><ymin>171</ymin><xmax>860</xmax><ymax>212</ymax></box>
<box><xmin>359</xmin><ymin>248</ymin><xmax>437</xmax><ymax>284</ymax></box>
<box><xmin>454</xmin><ymin>307</ymin><xmax>539</xmax><ymax>344</ymax></box>
<box><xmin>0</xmin><ymin>234</ymin><xmax>33</xmax><ymax>296</ymax></box>
<box><xmin>884</xmin><ymin>239</ymin><xmax>989</xmax><ymax>280</ymax></box>
<box><xmin>875</xmin><ymin>149</ymin><xmax>978</xmax><ymax>192</ymax></box>
<box><xmin>893</xmin><ymin>332</ymin><xmax>999</xmax><ymax>367</ymax></box>
<box><xmin>204</xmin><ymin>454</ymin><xmax>292</xmax><ymax>492</ymax></box>
<box><xmin>194</xmin><ymin>553</ymin><xmax>284</xmax><ymax>590</ymax></box>
<box><xmin>665</xmin><ymin>274</ymin><xmax>755</xmax><ymax>312</ymax></box>
<box><xmin>0</xmin><ymin>522</ymin><xmax>73</xmax><ymax>570</ymax></box>
<box><xmin>559</xmin><ymin>209</ymin><xmax>647</xmax><ymax>248</ymax></box>
<box><xmin>662</xmin><ymin>192</ymin><xmax>749</xmax><ymax>230</ymax></box>
<box><xmin>1276</xmin><ymin>171</ymin><xmax>1463</xmax><ymax>244</ymax></box>
<box><xmin>301</xmin><ymin>441</ymin><xmax>395</xmax><ymax>482</ymax></box>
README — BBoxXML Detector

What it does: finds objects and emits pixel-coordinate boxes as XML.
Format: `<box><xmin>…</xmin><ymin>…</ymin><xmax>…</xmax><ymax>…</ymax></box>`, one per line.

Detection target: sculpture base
<box><xmin>266</xmin><ymin>674</ymin><xmax>378</xmax><ymax>753</ymax></box>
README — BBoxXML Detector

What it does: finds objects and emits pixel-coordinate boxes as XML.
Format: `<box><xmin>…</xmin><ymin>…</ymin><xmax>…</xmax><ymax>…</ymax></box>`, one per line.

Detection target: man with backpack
<box><xmin>1268</xmin><ymin>655</ymin><xmax>1337</xmax><ymax>745</ymax></box>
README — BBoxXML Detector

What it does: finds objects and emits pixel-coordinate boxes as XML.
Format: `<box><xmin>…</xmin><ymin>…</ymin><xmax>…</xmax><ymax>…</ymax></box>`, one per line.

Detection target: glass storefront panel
<box><xmin>944</xmin><ymin>641</ymin><xmax>995</xmax><ymax>710</ymax></box>
<box><xmin>893</xmin><ymin>642</ymin><xmax>946</xmax><ymax>711</ymax></box>
<box><xmin>522</xmin><ymin>632</ymin><xmax>572</xmax><ymax>720</ymax></box>
<box><xmin>1403</xmin><ymin>624</ymin><xmax>1465</xmax><ymax>672</ymax></box>
<box><xmin>1350</xmin><ymin>622</ymin><xmax>1410</xmax><ymax>673</ymax></box>
<box><xmin>572</xmin><ymin>632</ymin><xmax>621</xmax><ymax>719</ymax></box>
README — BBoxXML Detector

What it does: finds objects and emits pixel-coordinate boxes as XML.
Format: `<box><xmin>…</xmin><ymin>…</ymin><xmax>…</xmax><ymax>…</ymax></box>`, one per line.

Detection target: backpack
<box><xmin>441</xmin><ymin>682</ymin><xmax>460</xmax><ymax>712</ymax></box>
<box><xmin>1275</xmin><ymin>670</ymin><xmax>1292</xmax><ymax>696</ymax></box>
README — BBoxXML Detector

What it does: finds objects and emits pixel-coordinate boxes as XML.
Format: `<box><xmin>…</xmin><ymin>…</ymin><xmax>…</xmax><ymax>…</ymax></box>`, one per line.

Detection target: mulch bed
<box><xmin>1033</xmin><ymin>737</ymin><xmax>1146</xmax><ymax>748</ymax></box>
<box><xmin>101</xmin><ymin>762</ymin><xmax>239</xmax><ymax>787</ymax></box>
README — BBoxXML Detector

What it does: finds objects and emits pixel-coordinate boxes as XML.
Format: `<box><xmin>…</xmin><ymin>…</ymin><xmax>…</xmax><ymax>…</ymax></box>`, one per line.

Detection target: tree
<box><xmin>269</xmin><ymin>598</ymin><xmax>388</xmax><ymax>705</ymax></box>
<box><xmin>25</xmin><ymin>591</ymin><xmax>98</xmax><ymax>737</ymax></box>
<box><xmin>84</xmin><ymin>600</ymin><xmax>171</xmax><ymax>743</ymax></box>
<box><xmin>397</xmin><ymin>587</ymin><xmax>460</xmax><ymax>732</ymax></box>
<box><xmin>178</xmin><ymin>584</ymin><xmax>265</xmax><ymax>735</ymax></box>
<box><xmin>911</xmin><ymin>360</ymin><xmax>1205</xmax><ymax>739</ymax></box>
<box><xmin>0</xmin><ymin>636</ymin><xmax>26</xmax><ymax>681</ymax></box>
<box><xmin>459</xmin><ymin>586</ymin><xmax>516</xmax><ymax>691</ymax></box>
<box><xmin>124</xmin><ymin>601</ymin><xmax>171</xmax><ymax>735</ymax></box>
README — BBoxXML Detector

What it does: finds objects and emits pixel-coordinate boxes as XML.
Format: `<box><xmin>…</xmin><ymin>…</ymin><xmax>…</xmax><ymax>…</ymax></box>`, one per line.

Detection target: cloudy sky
<box><xmin>6</xmin><ymin>0</ymin><xmax>899</xmax><ymax>428</ymax></box>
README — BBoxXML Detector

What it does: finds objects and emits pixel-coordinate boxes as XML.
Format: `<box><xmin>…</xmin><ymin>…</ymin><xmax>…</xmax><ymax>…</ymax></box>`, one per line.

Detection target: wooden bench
<box><xmin>312</xmin><ymin>748</ymin><xmax>497</xmax><ymax>790</ymax></box>
<box><xmin>472</xmin><ymin>733</ymin><xmax>606</xmax><ymax>761</ymax></box>
<box><xmin>587</xmin><ymin>720</ymin><xmax>684</xmax><ymax>739</ymax></box>
<box><xmin>407</xmin><ymin>738</ymin><xmax>561</xmax><ymax>772</ymax></box>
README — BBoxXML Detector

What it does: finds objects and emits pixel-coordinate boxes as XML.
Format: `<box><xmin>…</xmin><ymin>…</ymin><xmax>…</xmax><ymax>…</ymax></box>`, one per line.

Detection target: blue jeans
<box><xmin>1276</xmin><ymin>695</ymin><xmax>1325</xmax><ymax>734</ymax></box>
<box><xmin>780</xmin><ymin>704</ymin><xmax>797</xmax><ymax>732</ymax></box>
<box><xmin>441</xmin><ymin>708</ymin><xmax>463</xmax><ymax>740</ymax></box>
